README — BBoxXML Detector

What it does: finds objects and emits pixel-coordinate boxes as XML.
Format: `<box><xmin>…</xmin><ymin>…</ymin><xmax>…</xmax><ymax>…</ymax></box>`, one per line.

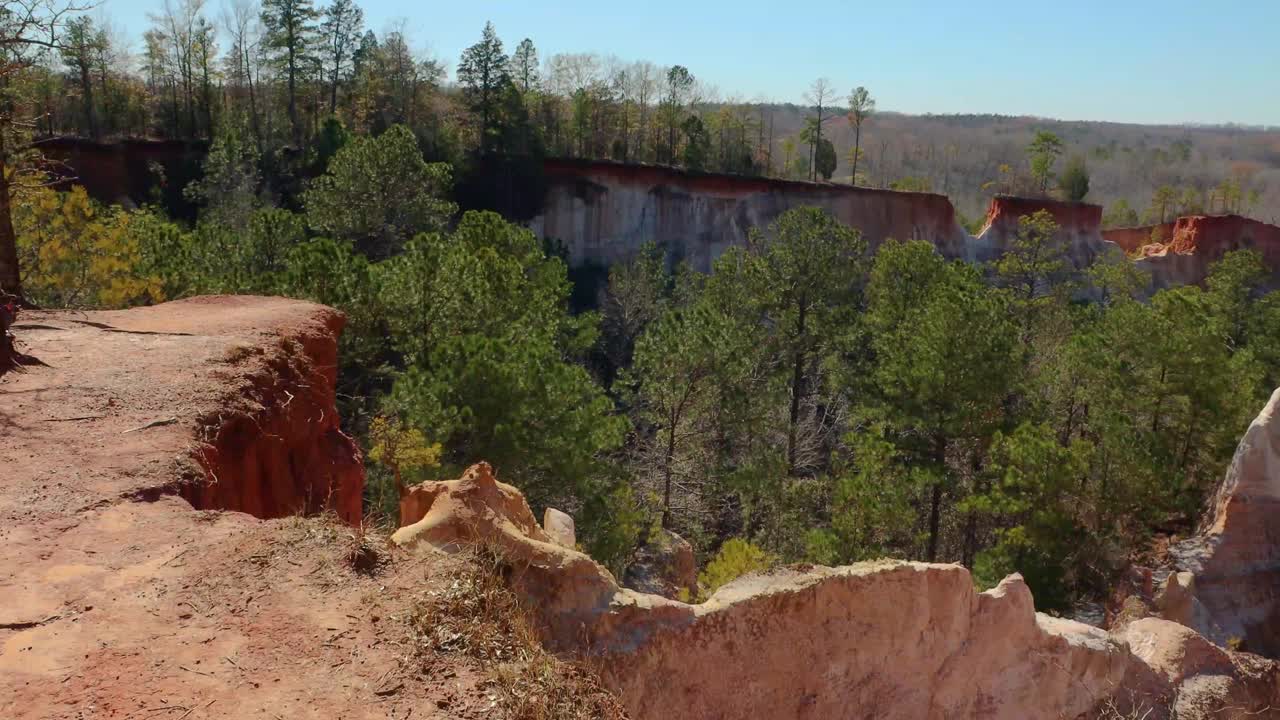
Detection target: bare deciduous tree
<box><xmin>804</xmin><ymin>77</ymin><xmax>833</xmax><ymax>181</ymax></box>
<box><xmin>846</xmin><ymin>86</ymin><xmax>874</xmax><ymax>186</ymax></box>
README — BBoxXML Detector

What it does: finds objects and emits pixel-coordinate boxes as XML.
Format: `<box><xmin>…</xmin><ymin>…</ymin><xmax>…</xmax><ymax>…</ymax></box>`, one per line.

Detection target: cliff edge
<box><xmin>0</xmin><ymin>296</ymin><xmax>495</xmax><ymax>719</ymax></box>
<box><xmin>393</xmin><ymin>459</ymin><xmax>1280</xmax><ymax>719</ymax></box>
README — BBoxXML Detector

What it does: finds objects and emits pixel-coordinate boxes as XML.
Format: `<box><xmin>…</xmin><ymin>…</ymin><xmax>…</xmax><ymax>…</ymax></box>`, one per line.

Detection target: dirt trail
<box><xmin>0</xmin><ymin>296</ymin><xmax>489</xmax><ymax>719</ymax></box>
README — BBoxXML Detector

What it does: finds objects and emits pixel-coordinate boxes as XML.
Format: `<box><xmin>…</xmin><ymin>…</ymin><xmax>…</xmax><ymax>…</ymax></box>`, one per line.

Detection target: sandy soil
<box><xmin>0</xmin><ymin>296</ymin><xmax>491</xmax><ymax>719</ymax></box>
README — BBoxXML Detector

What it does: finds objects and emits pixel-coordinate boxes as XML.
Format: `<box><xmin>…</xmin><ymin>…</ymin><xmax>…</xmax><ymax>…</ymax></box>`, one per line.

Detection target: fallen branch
<box><xmin>122</xmin><ymin>417</ymin><xmax>178</xmax><ymax>434</ymax></box>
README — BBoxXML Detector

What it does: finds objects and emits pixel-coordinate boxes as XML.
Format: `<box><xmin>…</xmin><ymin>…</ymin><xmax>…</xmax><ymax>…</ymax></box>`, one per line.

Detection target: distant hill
<box><xmin>747</xmin><ymin>104</ymin><xmax>1280</xmax><ymax>227</ymax></box>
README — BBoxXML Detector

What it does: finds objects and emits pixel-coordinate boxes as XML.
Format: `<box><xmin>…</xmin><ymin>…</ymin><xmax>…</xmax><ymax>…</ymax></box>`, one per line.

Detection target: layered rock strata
<box><xmin>393</xmin><ymin>461</ymin><xmax>1280</xmax><ymax>719</ymax></box>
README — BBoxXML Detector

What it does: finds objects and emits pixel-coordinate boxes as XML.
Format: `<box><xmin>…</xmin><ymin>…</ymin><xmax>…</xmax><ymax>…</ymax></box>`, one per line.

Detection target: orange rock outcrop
<box><xmin>394</xmin><ymin>458</ymin><xmax>1280</xmax><ymax>719</ymax></box>
<box><xmin>0</xmin><ymin>297</ymin><xmax>468</xmax><ymax>720</ymax></box>
<box><xmin>178</xmin><ymin>299</ymin><xmax>365</xmax><ymax>524</ymax></box>
<box><xmin>971</xmin><ymin>195</ymin><xmax>1108</xmax><ymax>269</ymax></box>
<box><xmin>1102</xmin><ymin>215</ymin><xmax>1280</xmax><ymax>288</ymax></box>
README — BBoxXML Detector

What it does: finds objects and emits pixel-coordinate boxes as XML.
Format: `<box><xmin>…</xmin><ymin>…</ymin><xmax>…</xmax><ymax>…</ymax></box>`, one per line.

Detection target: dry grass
<box><xmin>406</xmin><ymin>545</ymin><xmax>628</xmax><ymax>720</ymax></box>
<box><xmin>343</xmin><ymin>517</ymin><xmax>384</xmax><ymax>575</ymax></box>
<box><xmin>1090</xmin><ymin>698</ymin><xmax>1158</xmax><ymax>720</ymax></box>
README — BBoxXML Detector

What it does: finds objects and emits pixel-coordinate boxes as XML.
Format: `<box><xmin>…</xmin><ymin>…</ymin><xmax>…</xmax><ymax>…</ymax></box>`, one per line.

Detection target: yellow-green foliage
<box><xmin>366</xmin><ymin>414</ymin><xmax>442</xmax><ymax>523</ymax></box>
<box><xmin>698</xmin><ymin>538</ymin><xmax>776</xmax><ymax>599</ymax></box>
<box><xmin>367</xmin><ymin>414</ymin><xmax>442</xmax><ymax>477</ymax></box>
<box><xmin>15</xmin><ymin>186</ymin><xmax>164</xmax><ymax>308</ymax></box>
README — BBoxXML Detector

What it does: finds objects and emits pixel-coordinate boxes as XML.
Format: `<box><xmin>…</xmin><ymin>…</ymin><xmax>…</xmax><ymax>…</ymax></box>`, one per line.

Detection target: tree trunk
<box><xmin>245</xmin><ymin>49</ymin><xmax>263</xmax><ymax>151</ymax></box>
<box><xmin>851</xmin><ymin>123</ymin><xmax>861</xmax><ymax>187</ymax></box>
<box><xmin>79</xmin><ymin>63</ymin><xmax>97</xmax><ymax>139</ymax></box>
<box><xmin>927</xmin><ymin>481</ymin><xmax>943</xmax><ymax>563</ymax></box>
<box><xmin>787</xmin><ymin>300</ymin><xmax>807</xmax><ymax>476</ymax></box>
<box><xmin>812</xmin><ymin>106</ymin><xmax>823</xmax><ymax>182</ymax></box>
<box><xmin>961</xmin><ymin>447</ymin><xmax>985</xmax><ymax>568</ymax></box>
<box><xmin>662</xmin><ymin>421</ymin><xmax>676</xmax><ymax>529</ymax></box>
<box><xmin>287</xmin><ymin>45</ymin><xmax>300</xmax><ymax>144</ymax></box>
<box><xmin>0</xmin><ymin>131</ymin><xmax>22</xmax><ymax>300</ymax></box>
<box><xmin>98</xmin><ymin>63</ymin><xmax>110</xmax><ymax>136</ymax></box>
<box><xmin>329</xmin><ymin>64</ymin><xmax>339</xmax><ymax>115</ymax></box>
<box><xmin>926</xmin><ymin>435</ymin><xmax>947</xmax><ymax>562</ymax></box>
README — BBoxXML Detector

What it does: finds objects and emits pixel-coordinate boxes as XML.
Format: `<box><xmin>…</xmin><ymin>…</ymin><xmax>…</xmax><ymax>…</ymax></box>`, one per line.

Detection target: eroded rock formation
<box><xmin>531</xmin><ymin>158</ymin><xmax>970</xmax><ymax>271</ymax></box>
<box><xmin>41</xmin><ymin>136</ymin><xmax>207</xmax><ymax>209</ymax></box>
<box><xmin>0</xmin><ymin>296</ymin><xmax>437</xmax><ymax>719</ymax></box>
<box><xmin>1104</xmin><ymin>215</ymin><xmax>1280</xmax><ymax>289</ymax></box>
<box><xmin>393</xmin><ymin>460</ymin><xmax>1280</xmax><ymax>719</ymax></box>
<box><xmin>179</xmin><ymin>301</ymin><xmax>365</xmax><ymax>524</ymax></box>
<box><xmin>532</xmin><ymin>159</ymin><xmax>1280</xmax><ymax>291</ymax></box>
<box><xmin>971</xmin><ymin>195</ymin><xmax>1108</xmax><ymax>268</ymax></box>
<box><xmin>1139</xmin><ymin>388</ymin><xmax>1280</xmax><ymax>657</ymax></box>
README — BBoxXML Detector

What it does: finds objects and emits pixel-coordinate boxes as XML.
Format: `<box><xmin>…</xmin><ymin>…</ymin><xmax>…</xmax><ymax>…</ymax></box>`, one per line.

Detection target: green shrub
<box><xmin>698</xmin><ymin>538</ymin><xmax>776</xmax><ymax>599</ymax></box>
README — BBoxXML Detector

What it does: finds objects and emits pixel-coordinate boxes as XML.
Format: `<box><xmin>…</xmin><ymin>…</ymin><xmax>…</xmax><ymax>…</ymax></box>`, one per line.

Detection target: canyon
<box><xmin>532</xmin><ymin>158</ymin><xmax>1280</xmax><ymax>288</ymax></box>
<box><xmin>41</xmin><ymin>136</ymin><xmax>207</xmax><ymax>213</ymax></box>
<box><xmin>37</xmin><ymin>140</ymin><xmax>1280</xmax><ymax>290</ymax></box>
<box><xmin>4</xmin><ymin>296</ymin><xmax>1280</xmax><ymax>718</ymax></box>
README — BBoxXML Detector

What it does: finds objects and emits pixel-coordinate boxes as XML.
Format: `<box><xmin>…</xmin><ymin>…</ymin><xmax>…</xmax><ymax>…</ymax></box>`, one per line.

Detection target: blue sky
<box><xmin>103</xmin><ymin>0</ymin><xmax>1280</xmax><ymax>126</ymax></box>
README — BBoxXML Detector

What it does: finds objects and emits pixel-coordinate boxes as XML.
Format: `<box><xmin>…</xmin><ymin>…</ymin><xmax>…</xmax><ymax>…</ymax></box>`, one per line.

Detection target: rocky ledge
<box><xmin>393</xmin><ymin>401</ymin><xmax>1280</xmax><ymax>720</ymax></box>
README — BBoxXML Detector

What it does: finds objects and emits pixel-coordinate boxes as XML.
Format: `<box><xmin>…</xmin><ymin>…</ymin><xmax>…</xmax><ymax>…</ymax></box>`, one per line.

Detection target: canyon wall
<box><xmin>533</xmin><ymin>159</ymin><xmax>1280</xmax><ymax>290</ymax></box>
<box><xmin>39</xmin><ymin>136</ymin><xmax>207</xmax><ymax>211</ymax></box>
<box><xmin>393</xmin><ymin>460</ymin><xmax>1280</xmax><ymax>720</ymax></box>
<box><xmin>1105</xmin><ymin>216</ymin><xmax>1280</xmax><ymax>289</ymax></box>
<box><xmin>972</xmin><ymin>195</ymin><xmax>1109</xmax><ymax>268</ymax></box>
<box><xmin>2</xmin><ymin>295</ymin><xmax>366</xmax><ymax>523</ymax></box>
<box><xmin>530</xmin><ymin>159</ymin><xmax>971</xmax><ymax>271</ymax></box>
<box><xmin>36</xmin><ymin>141</ymin><xmax>1280</xmax><ymax>289</ymax></box>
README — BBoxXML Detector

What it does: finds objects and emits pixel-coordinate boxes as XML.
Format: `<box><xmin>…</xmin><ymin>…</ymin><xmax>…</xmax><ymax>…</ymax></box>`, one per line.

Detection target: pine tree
<box><xmin>661</xmin><ymin>66</ymin><xmax>693</xmax><ymax>165</ymax></box>
<box><xmin>261</xmin><ymin>0</ymin><xmax>319</xmax><ymax>144</ymax></box>
<box><xmin>748</xmin><ymin>207</ymin><xmax>868</xmax><ymax>475</ymax></box>
<box><xmin>61</xmin><ymin>17</ymin><xmax>102</xmax><ymax>139</ymax></box>
<box><xmin>509</xmin><ymin>38</ymin><xmax>538</xmax><ymax>95</ymax></box>
<box><xmin>320</xmin><ymin>0</ymin><xmax>363</xmax><ymax>114</ymax></box>
<box><xmin>457</xmin><ymin>21</ymin><xmax>511</xmax><ymax>154</ymax></box>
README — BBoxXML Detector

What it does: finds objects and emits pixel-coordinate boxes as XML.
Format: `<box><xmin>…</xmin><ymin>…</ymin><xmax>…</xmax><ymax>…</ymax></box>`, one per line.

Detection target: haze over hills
<box><xmin>737</xmin><ymin>104</ymin><xmax>1280</xmax><ymax>225</ymax></box>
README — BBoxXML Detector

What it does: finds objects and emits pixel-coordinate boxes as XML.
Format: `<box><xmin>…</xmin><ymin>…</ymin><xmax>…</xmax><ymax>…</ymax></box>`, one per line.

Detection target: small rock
<box><xmin>543</xmin><ymin>508</ymin><xmax>576</xmax><ymax>549</ymax></box>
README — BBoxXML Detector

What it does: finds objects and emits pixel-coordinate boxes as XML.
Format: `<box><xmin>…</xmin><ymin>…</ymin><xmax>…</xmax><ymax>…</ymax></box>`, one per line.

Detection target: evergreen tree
<box><xmin>1058</xmin><ymin>155</ymin><xmax>1090</xmax><ymax>202</ymax></box>
<box><xmin>748</xmin><ymin>207</ymin><xmax>868</xmax><ymax>476</ymax></box>
<box><xmin>302</xmin><ymin>124</ymin><xmax>455</xmax><ymax>257</ymax></box>
<box><xmin>184</xmin><ymin>121</ymin><xmax>261</xmax><ymax>232</ymax></box>
<box><xmin>457</xmin><ymin>21</ymin><xmax>511</xmax><ymax>154</ymax></box>
<box><xmin>320</xmin><ymin>0</ymin><xmax>363</xmax><ymax>113</ymax></box>
<box><xmin>624</xmin><ymin>302</ymin><xmax>726</xmax><ymax>528</ymax></box>
<box><xmin>1026</xmin><ymin>131</ymin><xmax>1064</xmax><ymax>195</ymax></box>
<box><xmin>860</xmin><ymin>240</ymin><xmax>1018</xmax><ymax>562</ymax></box>
<box><xmin>680</xmin><ymin>115</ymin><xmax>710</xmax><ymax>171</ymax></box>
<box><xmin>509</xmin><ymin>38</ymin><xmax>539</xmax><ymax>95</ymax></box>
<box><xmin>660</xmin><ymin>66</ymin><xmax>693</xmax><ymax>164</ymax></box>
<box><xmin>814</xmin><ymin>137</ymin><xmax>836</xmax><ymax>181</ymax></box>
<box><xmin>261</xmin><ymin>0</ymin><xmax>319</xmax><ymax>143</ymax></box>
<box><xmin>381</xmin><ymin>211</ymin><xmax>626</xmax><ymax>514</ymax></box>
<box><xmin>61</xmin><ymin>17</ymin><xmax>102</xmax><ymax>139</ymax></box>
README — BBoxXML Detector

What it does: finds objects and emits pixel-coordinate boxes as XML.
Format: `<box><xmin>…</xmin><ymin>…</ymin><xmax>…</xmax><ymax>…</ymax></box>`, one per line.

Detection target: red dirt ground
<box><xmin>0</xmin><ymin>296</ymin><xmax>493</xmax><ymax>719</ymax></box>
